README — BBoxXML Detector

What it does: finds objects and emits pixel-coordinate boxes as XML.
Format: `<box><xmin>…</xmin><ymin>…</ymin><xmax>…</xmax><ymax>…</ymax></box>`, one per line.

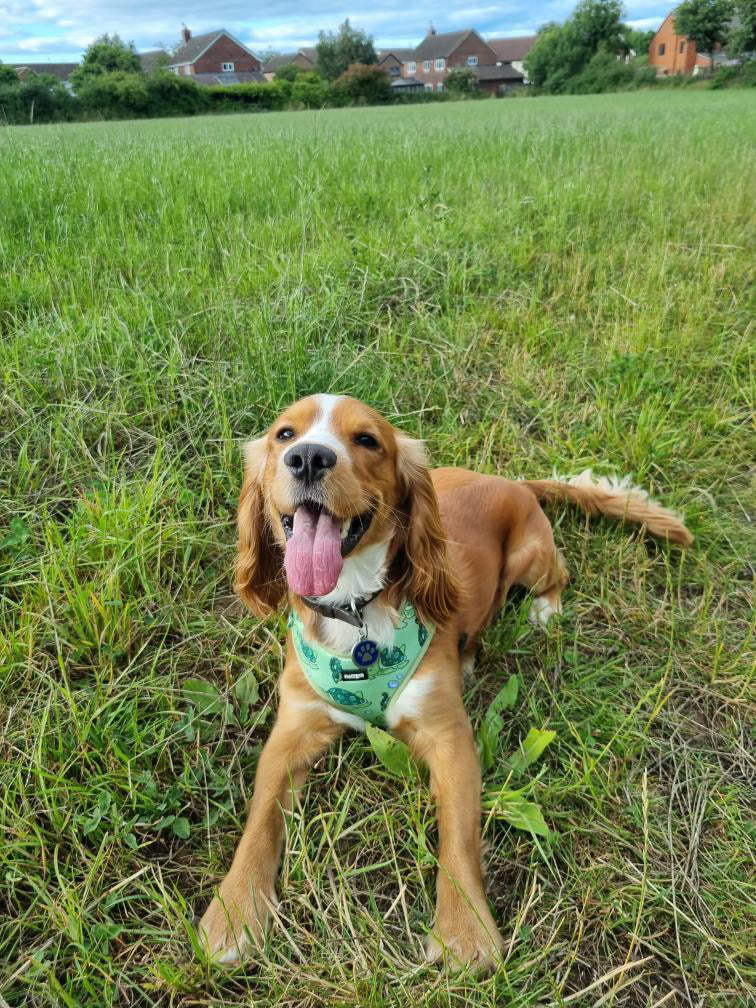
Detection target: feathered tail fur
<box><xmin>521</xmin><ymin>469</ymin><xmax>693</xmax><ymax>546</ymax></box>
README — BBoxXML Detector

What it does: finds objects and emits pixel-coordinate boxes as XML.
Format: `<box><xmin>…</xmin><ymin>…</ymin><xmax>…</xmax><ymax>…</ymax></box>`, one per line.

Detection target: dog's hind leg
<box><xmin>501</xmin><ymin>506</ymin><xmax>568</xmax><ymax>625</ymax></box>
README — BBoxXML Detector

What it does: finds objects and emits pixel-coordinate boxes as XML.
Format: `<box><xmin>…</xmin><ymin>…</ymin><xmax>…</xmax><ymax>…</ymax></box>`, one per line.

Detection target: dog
<box><xmin>198</xmin><ymin>393</ymin><xmax>692</xmax><ymax>968</ymax></box>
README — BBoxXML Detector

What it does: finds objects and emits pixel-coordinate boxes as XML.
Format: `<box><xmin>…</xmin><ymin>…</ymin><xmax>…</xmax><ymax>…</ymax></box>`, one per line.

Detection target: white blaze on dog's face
<box><xmin>257</xmin><ymin>394</ymin><xmax>407</xmax><ymax>597</ymax></box>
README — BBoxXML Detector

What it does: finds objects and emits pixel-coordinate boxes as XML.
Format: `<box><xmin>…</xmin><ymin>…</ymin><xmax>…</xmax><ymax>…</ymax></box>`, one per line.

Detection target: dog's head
<box><xmin>234</xmin><ymin>394</ymin><xmax>458</xmax><ymax>625</ymax></box>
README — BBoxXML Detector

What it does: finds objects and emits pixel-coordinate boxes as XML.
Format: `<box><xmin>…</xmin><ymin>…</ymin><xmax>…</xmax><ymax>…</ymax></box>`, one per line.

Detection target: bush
<box><xmin>207</xmin><ymin>80</ymin><xmax>292</xmax><ymax>112</ymax></box>
<box><xmin>145</xmin><ymin>72</ymin><xmax>209</xmax><ymax>115</ymax></box>
<box><xmin>0</xmin><ymin>71</ymin><xmax>76</xmax><ymax>124</ymax></box>
<box><xmin>567</xmin><ymin>49</ymin><xmax>636</xmax><ymax>92</ymax></box>
<box><xmin>332</xmin><ymin>63</ymin><xmax>392</xmax><ymax>104</ymax></box>
<box><xmin>274</xmin><ymin>63</ymin><xmax>301</xmax><ymax>82</ymax></box>
<box><xmin>445</xmin><ymin>68</ymin><xmax>479</xmax><ymax>95</ymax></box>
<box><xmin>75</xmin><ymin>71</ymin><xmax>150</xmax><ymax>118</ymax></box>
<box><xmin>290</xmin><ymin>72</ymin><xmax>331</xmax><ymax>108</ymax></box>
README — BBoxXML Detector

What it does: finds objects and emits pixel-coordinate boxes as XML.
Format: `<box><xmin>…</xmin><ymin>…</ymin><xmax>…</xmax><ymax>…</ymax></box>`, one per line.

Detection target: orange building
<box><xmin>648</xmin><ymin>12</ymin><xmax>699</xmax><ymax>75</ymax></box>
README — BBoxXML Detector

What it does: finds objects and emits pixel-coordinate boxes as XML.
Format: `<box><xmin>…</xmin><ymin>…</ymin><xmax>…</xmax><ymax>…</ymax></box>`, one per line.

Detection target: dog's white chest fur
<box><xmin>310</xmin><ymin>540</ymin><xmax>395</xmax><ymax>655</ymax></box>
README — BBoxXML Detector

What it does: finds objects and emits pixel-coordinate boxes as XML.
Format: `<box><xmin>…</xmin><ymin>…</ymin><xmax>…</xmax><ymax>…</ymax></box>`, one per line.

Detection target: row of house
<box><xmin>12</xmin><ymin>14</ymin><xmax>740</xmax><ymax>92</ymax></box>
<box><xmin>7</xmin><ymin>25</ymin><xmax>538</xmax><ymax>93</ymax></box>
<box><xmin>264</xmin><ymin>29</ymin><xmax>538</xmax><ymax>93</ymax></box>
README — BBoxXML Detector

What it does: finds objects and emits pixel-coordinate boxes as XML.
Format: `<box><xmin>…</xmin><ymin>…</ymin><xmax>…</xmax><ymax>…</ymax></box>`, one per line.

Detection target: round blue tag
<box><xmin>352</xmin><ymin>638</ymin><xmax>379</xmax><ymax>668</ymax></box>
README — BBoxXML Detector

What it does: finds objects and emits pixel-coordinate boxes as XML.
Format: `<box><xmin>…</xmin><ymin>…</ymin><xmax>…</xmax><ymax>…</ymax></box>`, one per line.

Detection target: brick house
<box><xmin>262</xmin><ymin>48</ymin><xmax>317</xmax><ymax>79</ymax></box>
<box><xmin>487</xmin><ymin>36</ymin><xmax>537</xmax><ymax>79</ymax></box>
<box><xmin>377</xmin><ymin>48</ymin><xmax>416</xmax><ymax>79</ymax></box>
<box><xmin>647</xmin><ymin>12</ymin><xmax>699</xmax><ymax>74</ymax></box>
<box><xmin>404</xmin><ymin>28</ymin><xmax>499</xmax><ymax>91</ymax></box>
<box><xmin>166</xmin><ymin>26</ymin><xmax>262</xmax><ymax>83</ymax></box>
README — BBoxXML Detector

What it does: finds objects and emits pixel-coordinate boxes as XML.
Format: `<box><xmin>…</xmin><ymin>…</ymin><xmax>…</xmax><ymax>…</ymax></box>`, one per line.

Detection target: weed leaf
<box><xmin>366</xmin><ymin>724</ymin><xmax>416</xmax><ymax>778</ymax></box>
<box><xmin>508</xmin><ymin>728</ymin><xmax>556</xmax><ymax>773</ymax></box>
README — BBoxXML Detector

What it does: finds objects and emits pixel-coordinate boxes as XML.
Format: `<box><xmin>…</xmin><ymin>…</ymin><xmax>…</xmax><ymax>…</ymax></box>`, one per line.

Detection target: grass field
<box><xmin>0</xmin><ymin>90</ymin><xmax>754</xmax><ymax>1007</ymax></box>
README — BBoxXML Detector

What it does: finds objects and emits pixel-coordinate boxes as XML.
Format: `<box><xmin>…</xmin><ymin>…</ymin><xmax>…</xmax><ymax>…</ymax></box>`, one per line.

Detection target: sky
<box><xmin>1</xmin><ymin>0</ymin><xmax>674</xmax><ymax>64</ymax></box>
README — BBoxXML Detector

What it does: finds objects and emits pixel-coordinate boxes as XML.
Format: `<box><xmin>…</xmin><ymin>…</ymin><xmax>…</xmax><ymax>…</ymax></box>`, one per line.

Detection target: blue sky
<box><xmin>1</xmin><ymin>0</ymin><xmax>673</xmax><ymax>63</ymax></box>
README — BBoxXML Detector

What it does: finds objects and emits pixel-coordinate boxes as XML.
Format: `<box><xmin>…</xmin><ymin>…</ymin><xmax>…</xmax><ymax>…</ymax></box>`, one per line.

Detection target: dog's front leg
<box><xmin>395</xmin><ymin>680</ymin><xmax>504</xmax><ymax>972</ymax></box>
<box><xmin>198</xmin><ymin>677</ymin><xmax>342</xmax><ymax>964</ymax></box>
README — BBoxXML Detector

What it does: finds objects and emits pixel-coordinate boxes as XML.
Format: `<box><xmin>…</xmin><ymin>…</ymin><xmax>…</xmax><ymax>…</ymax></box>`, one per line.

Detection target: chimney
<box><xmin>429</xmin><ymin>22</ymin><xmax>436</xmax><ymax>35</ymax></box>
<box><xmin>181</xmin><ymin>24</ymin><xmax>191</xmax><ymax>43</ymax></box>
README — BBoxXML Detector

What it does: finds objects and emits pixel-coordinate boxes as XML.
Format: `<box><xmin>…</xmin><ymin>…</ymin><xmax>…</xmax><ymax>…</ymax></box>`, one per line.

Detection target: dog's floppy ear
<box><xmin>389</xmin><ymin>434</ymin><xmax>460</xmax><ymax>626</ymax></box>
<box><xmin>233</xmin><ymin>436</ymin><xmax>286</xmax><ymax>618</ymax></box>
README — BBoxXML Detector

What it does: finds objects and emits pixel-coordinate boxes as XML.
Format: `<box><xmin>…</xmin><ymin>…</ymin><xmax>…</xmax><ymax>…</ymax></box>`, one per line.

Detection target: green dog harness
<box><xmin>289</xmin><ymin>601</ymin><xmax>434</xmax><ymax>727</ymax></box>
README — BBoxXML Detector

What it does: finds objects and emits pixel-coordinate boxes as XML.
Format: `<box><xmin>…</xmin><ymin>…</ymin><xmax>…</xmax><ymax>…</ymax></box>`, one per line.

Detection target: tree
<box><xmin>316</xmin><ymin>19</ymin><xmax>377</xmax><ymax>80</ymax></box>
<box><xmin>525</xmin><ymin>0</ymin><xmax>632</xmax><ymax>91</ymax></box>
<box><xmin>727</xmin><ymin>0</ymin><xmax>756</xmax><ymax>57</ymax></box>
<box><xmin>333</xmin><ymin>62</ymin><xmax>392</xmax><ymax>103</ymax></box>
<box><xmin>71</xmin><ymin>34</ymin><xmax>141</xmax><ymax>88</ymax></box>
<box><xmin>445</xmin><ymin>67</ymin><xmax>479</xmax><ymax>94</ymax></box>
<box><xmin>623</xmin><ymin>27</ymin><xmax>655</xmax><ymax>55</ymax></box>
<box><xmin>0</xmin><ymin>61</ymin><xmax>19</xmax><ymax>86</ymax></box>
<box><xmin>675</xmin><ymin>0</ymin><xmax>735</xmax><ymax>70</ymax></box>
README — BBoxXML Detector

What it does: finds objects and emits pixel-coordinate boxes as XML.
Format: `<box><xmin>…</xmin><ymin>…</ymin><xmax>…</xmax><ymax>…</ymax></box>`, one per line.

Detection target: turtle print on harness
<box><xmin>290</xmin><ymin>600</ymin><xmax>434</xmax><ymax>727</ymax></box>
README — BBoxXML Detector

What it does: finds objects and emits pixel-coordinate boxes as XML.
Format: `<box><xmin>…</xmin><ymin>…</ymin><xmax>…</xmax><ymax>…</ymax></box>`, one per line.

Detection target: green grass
<box><xmin>0</xmin><ymin>90</ymin><xmax>754</xmax><ymax>1007</ymax></box>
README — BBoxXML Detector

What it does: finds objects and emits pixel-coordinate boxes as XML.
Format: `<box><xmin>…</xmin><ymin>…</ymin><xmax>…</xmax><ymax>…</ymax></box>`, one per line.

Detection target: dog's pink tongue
<box><xmin>284</xmin><ymin>507</ymin><xmax>344</xmax><ymax>597</ymax></box>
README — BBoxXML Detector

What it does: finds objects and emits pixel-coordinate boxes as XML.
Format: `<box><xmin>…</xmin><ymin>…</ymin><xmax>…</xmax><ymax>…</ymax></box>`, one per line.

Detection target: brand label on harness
<box><xmin>341</xmin><ymin>670</ymin><xmax>369</xmax><ymax>681</ymax></box>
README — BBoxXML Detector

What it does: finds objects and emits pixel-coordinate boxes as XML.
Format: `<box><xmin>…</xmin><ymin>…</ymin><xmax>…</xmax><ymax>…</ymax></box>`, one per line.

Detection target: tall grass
<box><xmin>0</xmin><ymin>90</ymin><xmax>754</xmax><ymax>1007</ymax></box>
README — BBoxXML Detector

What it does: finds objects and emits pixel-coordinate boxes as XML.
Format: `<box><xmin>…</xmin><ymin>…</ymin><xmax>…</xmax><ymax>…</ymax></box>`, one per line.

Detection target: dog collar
<box><xmin>289</xmin><ymin>600</ymin><xmax>434</xmax><ymax>728</ymax></box>
<box><xmin>299</xmin><ymin>590</ymin><xmax>383</xmax><ymax>628</ymax></box>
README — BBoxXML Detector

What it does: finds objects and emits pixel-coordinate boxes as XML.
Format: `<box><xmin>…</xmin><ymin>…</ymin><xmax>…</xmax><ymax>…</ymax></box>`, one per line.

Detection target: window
<box><xmin>424</xmin><ymin>82</ymin><xmax>433</xmax><ymax>91</ymax></box>
<box><xmin>389</xmin><ymin>65</ymin><xmax>399</xmax><ymax>75</ymax></box>
<box><xmin>423</xmin><ymin>60</ymin><xmax>431</xmax><ymax>72</ymax></box>
<box><xmin>221</xmin><ymin>61</ymin><xmax>235</xmax><ymax>71</ymax></box>
<box><xmin>436</xmin><ymin>82</ymin><xmax>444</xmax><ymax>91</ymax></box>
<box><xmin>467</xmin><ymin>55</ymin><xmax>478</xmax><ymax>66</ymax></box>
<box><xmin>679</xmin><ymin>40</ymin><xmax>685</xmax><ymax>52</ymax></box>
<box><xmin>435</xmin><ymin>58</ymin><xmax>445</xmax><ymax>70</ymax></box>
<box><xmin>658</xmin><ymin>43</ymin><xmax>666</xmax><ymax>55</ymax></box>
<box><xmin>407</xmin><ymin>60</ymin><xmax>416</xmax><ymax>73</ymax></box>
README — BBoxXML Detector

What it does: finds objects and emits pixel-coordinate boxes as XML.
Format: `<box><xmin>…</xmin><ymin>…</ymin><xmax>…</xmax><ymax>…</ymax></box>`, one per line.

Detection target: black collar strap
<box><xmin>300</xmin><ymin>590</ymin><xmax>383</xmax><ymax>628</ymax></box>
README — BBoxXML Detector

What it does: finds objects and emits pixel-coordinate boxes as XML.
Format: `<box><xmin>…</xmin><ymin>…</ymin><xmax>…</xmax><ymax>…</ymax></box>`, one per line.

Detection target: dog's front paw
<box><xmin>197</xmin><ymin>875</ymin><xmax>275</xmax><ymax>965</ymax></box>
<box><xmin>424</xmin><ymin>903</ymin><xmax>504</xmax><ymax>973</ymax></box>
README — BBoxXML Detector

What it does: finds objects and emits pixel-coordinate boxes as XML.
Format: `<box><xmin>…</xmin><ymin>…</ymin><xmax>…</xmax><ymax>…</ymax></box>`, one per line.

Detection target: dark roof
<box><xmin>169</xmin><ymin>29</ymin><xmax>256</xmax><ymax>66</ymax></box>
<box><xmin>474</xmin><ymin>63</ymin><xmax>524</xmax><ymax>82</ymax></box>
<box><xmin>391</xmin><ymin>76</ymin><xmax>424</xmax><ymax>87</ymax></box>
<box><xmin>10</xmin><ymin>62</ymin><xmax>77</xmax><ymax>80</ymax></box>
<box><xmin>139</xmin><ymin>49</ymin><xmax>168</xmax><ymax>73</ymax></box>
<box><xmin>378</xmin><ymin>48</ymin><xmax>415</xmax><ymax>62</ymax></box>
<box><xmin>263</xmin><ymin>47</ymin><xmax>316</xmax><ymax>71</ymax></box>
<box><xmin>487</xmin><ymin>36</ymin><xmax>537</xmax><ymax>61</ymax></box>
<box><xmin>263</xmin><ymin>52</ymin><xmax>298</xmax><ymax>70</ymax></box>
<box><xmin>414</xmin><ymin>29</ymin><xmax>479</xmax><ymax>59</ymax></box>
<box><xmin>193</xmin><ymin>71</ymin><xmax>266</xmax><ymax>86</ymax></box>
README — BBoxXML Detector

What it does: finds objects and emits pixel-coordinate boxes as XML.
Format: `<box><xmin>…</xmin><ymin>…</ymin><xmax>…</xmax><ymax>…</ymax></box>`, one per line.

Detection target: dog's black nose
<box><xmin>284</xmin><ymin>442</ymin><xmax>337</xmax><ymax>483</ymax></box>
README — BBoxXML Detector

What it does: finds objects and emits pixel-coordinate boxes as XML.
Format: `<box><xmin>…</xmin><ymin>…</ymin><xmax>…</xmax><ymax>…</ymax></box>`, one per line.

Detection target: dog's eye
<box><xmin>276</xmin><ymin>427</ymin><xmax>295</xmax><ymax>441</ymax></box>
<box><xmin>354</xmin><ymin>433</ymin><xmax>378</xmax><ymax>449</ymax></box>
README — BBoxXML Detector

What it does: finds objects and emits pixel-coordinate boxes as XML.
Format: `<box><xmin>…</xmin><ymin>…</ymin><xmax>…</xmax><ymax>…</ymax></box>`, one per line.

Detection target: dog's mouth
<box><xmin>281</xmin><ymin>502</ymin><xmax>373</xmax><ymax>597</ymax></box>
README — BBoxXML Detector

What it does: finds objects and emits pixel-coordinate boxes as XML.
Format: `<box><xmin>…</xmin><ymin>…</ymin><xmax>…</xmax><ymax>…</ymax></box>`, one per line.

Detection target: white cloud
<box><xmin>0</xmin><ymin>0</ymin><xmax>681</xmax><ymax>62</ymax></box>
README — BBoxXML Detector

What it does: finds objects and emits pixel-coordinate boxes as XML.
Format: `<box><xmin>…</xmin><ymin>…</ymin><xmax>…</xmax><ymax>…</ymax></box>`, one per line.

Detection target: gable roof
<box><xmin>264</xmin><ymin>52</ymin><xmax>298</xmax><ymax>70</ymax></box>
<box><xmin>263</xmin><ymin>48</ymin><xmax>316</xmax><ymax>71</ymax></box>
<box><xmin>474</xmin><ymin>63</ymin><xmax>524</xmax><ymax>82</ymax></box>
<box><xmin>378</xmin><ymin>48</ymin><xmax>416</xmax><ymax>62</ymax></box>
<box><xmin>139</xmin><ymin>49</ymin><xmax>168</xmax><ymax>73</ymax></box>
<box><xmin>487</xmin><ymin>36</ymin><xmax>537</xmax><ymax>61</ymax></box>
<box><xmin>10</xmin><ymin>62</ymin><xmax>77</xmax><ymax>81</ymax></box>
<box><xmin>169</xmin><ymin>29</ymin><xmax>256</xmax><ymax>67</ymax></box>
<box><xmin>414</xmin><ymin>29</ymin><xmax>480</xmax><ymax>59</ymax></box>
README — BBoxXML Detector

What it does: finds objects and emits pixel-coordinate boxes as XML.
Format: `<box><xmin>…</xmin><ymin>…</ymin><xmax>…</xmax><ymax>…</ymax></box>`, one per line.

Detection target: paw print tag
<box><xmin>351</xmin><ymin>638</ymin><xmax>379</xmax><ymax>668</ymax></box>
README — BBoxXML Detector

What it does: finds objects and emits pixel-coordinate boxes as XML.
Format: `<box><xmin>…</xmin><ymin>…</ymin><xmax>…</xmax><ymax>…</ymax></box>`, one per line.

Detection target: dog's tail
<box><xmin>521</xmin><ymin>470</ymin><xmax>693</xmax><ymax>546</ymax></box>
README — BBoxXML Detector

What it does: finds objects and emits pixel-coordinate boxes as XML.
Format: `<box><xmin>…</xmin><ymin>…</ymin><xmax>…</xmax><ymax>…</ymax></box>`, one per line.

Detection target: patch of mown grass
<box><xmin>1</xmin><ymin>90</ymin><xmax>754</xmax><ymax>1007</ymax></box>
